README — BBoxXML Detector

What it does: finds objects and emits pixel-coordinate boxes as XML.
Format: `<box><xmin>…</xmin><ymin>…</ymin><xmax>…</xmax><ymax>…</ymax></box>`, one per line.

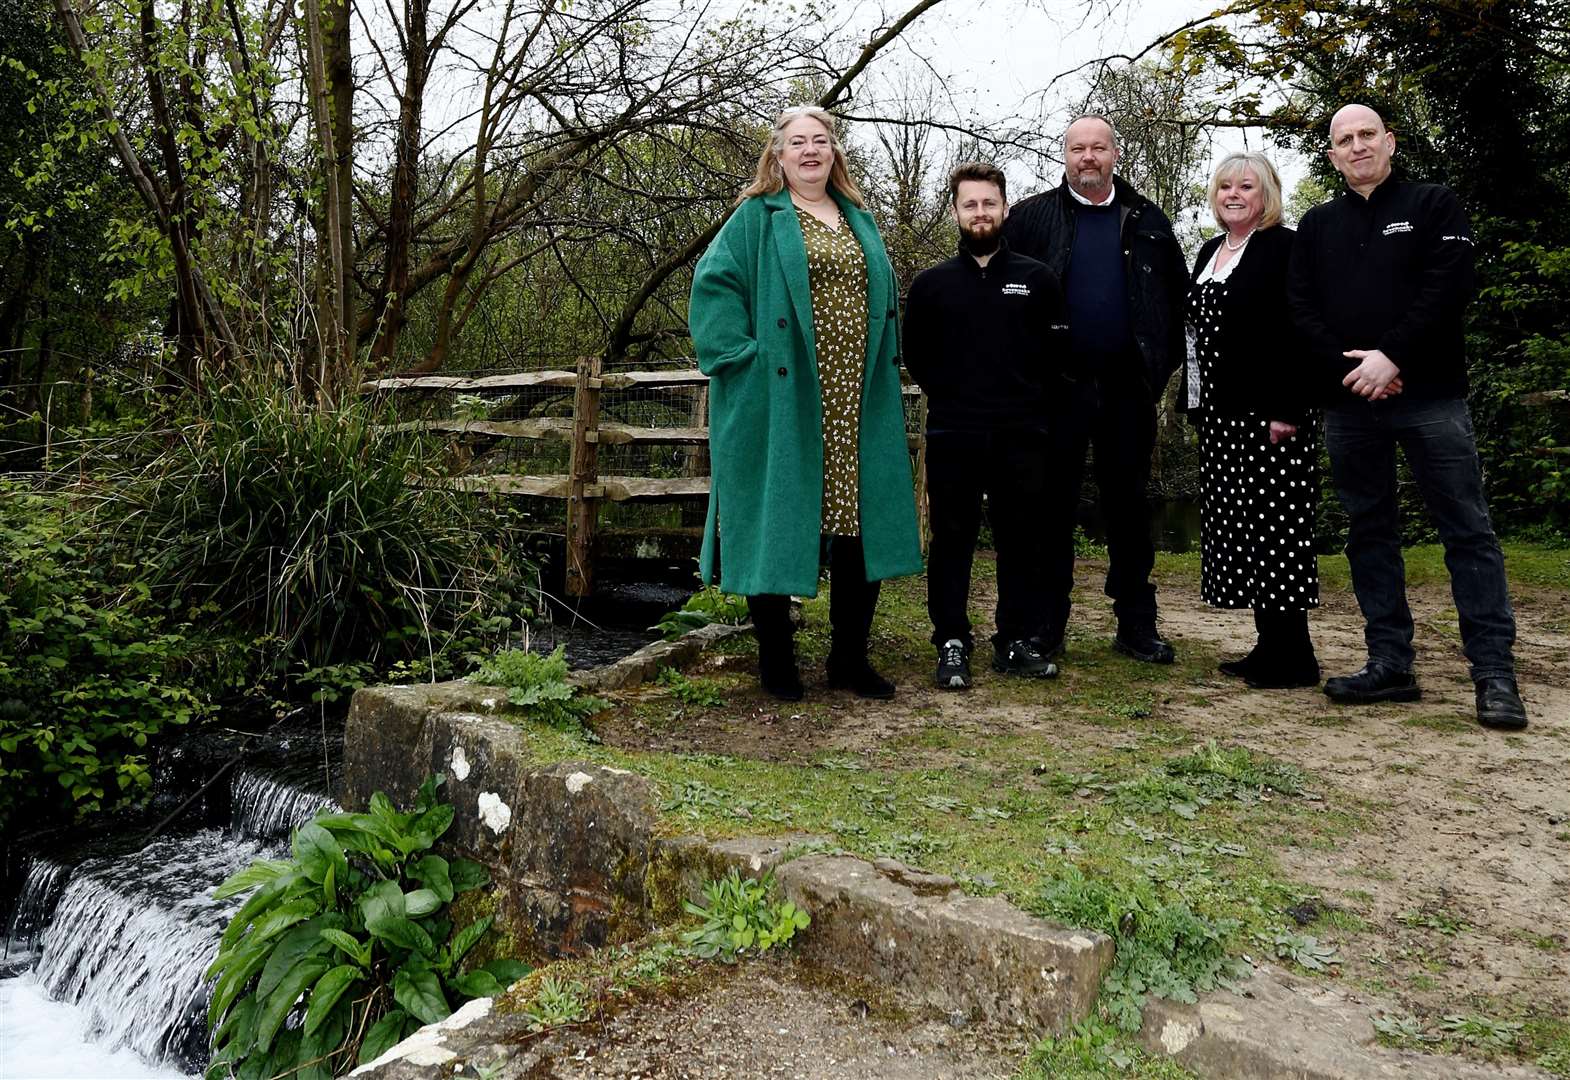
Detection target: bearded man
<box><xmin>903</xmin><ymin>161</ymin><xmax>1069</xmax><ymax>689</ymax></box>
<box><xmin>1003</xmin><ymin>114</ymin><xmax>1188</xmax><ymax>665</ymax></box>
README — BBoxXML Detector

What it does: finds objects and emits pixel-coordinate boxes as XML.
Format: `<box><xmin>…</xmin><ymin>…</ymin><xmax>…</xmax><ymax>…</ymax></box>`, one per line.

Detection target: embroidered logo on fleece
<box><xmin>1001</xmin><ymin>283</ymin><xmax>1031</xmax><ymax>297</ymax></box>
<box><xmin>1382</xmin><ymin>221</ymin><xmax>1414</xmax><ymax>236</ymax></box>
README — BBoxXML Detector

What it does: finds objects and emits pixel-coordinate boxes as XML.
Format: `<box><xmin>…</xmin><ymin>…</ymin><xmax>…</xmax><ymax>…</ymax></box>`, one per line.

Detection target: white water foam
<box><xmin>230</xmin><ymin>767</ymin><xmax>338</xmax><ymax>841</ymax></box>
<box><xmin>0</xmin><ymin>970</ymin><xmax>192</xmax><ymax>1079</ymax></box>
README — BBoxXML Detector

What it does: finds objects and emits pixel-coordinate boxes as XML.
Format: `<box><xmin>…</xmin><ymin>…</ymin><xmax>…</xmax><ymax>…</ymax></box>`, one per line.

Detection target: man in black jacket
<box><xmin>1288</xmin><ymin>103</ymin><xmax>1527</xmax><ymax>730</ymax></box>
<box><xmin>904</xmin><ymin>162</ymin><xmax>1066</xmax><ymax>688</ymax></box>
<box><xmin>1002</xmin><ymin>114</ymin><xmax>1188</xmax><ymax>664</ymax></box>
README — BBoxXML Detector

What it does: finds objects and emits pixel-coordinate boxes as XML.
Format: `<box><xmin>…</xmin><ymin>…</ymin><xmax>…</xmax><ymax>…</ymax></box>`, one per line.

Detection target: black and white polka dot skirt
<box><xmin>1198</xmin><ymin>413</ymin><xmax>1319</xmax><ymax>611</ymax></box>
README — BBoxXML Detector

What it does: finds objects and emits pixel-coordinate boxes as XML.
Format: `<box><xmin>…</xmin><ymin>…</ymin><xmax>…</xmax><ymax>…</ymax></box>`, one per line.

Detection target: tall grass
<box><xmin>114</xmin><ymin>378</ymin><xmax>530</xmax><ymax>676</ymax></box>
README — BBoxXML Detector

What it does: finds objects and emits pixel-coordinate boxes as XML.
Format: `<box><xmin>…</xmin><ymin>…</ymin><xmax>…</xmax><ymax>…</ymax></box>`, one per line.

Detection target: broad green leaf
<box><xmin>303</xmin><ymin>964</ymin><xmax>362</xmax><ymax>1036</ymax></box>
<box><xmin>367</xmin><ymin>915</ymin><xmax>434</xmax><ymax>955</ymax></box>
<box><xmin>322</xmin><ymin>861</ymin><xmax>336</xmax><ymax>908</ymax></box>
<box><xmin>248</xmin><ymin>897</ymin><xmax>321</xmax><ymax>947</ymax></box>
<box><xmin>445</xmin><ymin>916</ymin><xmax>492</xmax><ymax>969</ymax></box>
<box><xmin>212</xmin><ymin>859</ymin><xmax>293</xmax><ymax>901</ymax></box>
<box><xmin>403</xmin><ymin>888</ymin><xmax>440</xmax><ymax>918</ymax></box>
<box><xmin>478</xmin><ymin>958</ymin><xmax>531</xmax><ymax>985</ymax></box>
<box><xmin>293</xmin><ymin>822</ymin><xmax>348</xmax><ymax>886</ymax></box>
<box><xmin>257</xmin><ymin>917</ymin><xmax>333</xmax><ymax>999</ymax></box>
<box><xmin>295</xmin><ymin>1006</ymin><xmax>345</xmax><ymax>1080</ymax></box>
<box><xmin>359</xmin><ymin>878</ymin><xmax>404</xmax><ymax>926</ymax></box>
<box><xmin>449</xmin><ymin>970</ymin><xmax>502</xmax><ymax>999</ymax></box>
<box><xmin>219</xmin><ymin>871</ymin><xmax>304</xmax><ymax>951</ymax></box>
<box><xmin>409</xmin><ymin>855</ymin><xmax>453</xmax><ymax>902</ymax></box>
<box><xmin>449</xmin><ymin>857</ymin><xmax>489</xmax><ymax>893</ymax></box>
<box><xmin>408</xmin><ymin>803</ymin><xmax>454</xmax><ymax>848</ymax></box>
<box><xmin>319</xmin><ymin>928</ymin><xmax>371</xmax><ymax>968</ymax></box>
<box><xmin>255</xmin><ymin>956</ymin><xmax>330</xmax><ymax>1054</ymax></box>
<box><xmin>211</xmin><ymin>993</ymin><xmax>258</xmax><ymax>1056</ymax></box>
<box><xmin>206</xmin><ymin>939</ymin><xmax>270</xmax><ymax>1027</ymax></box>
<box><xmin>358</xmin><ymin>1010</ymin><xmax>409</xmax><ymax>1065</ymax></box>
<box><xmin>393</xmin><ymin>964</ymin><xmax>451</xmax><ymax>1024</ymax></box>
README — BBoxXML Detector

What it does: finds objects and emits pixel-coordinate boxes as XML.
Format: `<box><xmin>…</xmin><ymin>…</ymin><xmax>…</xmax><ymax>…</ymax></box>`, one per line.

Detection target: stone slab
<box><xmin>569</xmin><ymin>622</ymin><xmax>750</xmax><ymax>691</ymax></box>
<box><xmin>1139</xmin><ymin>963</ymin><xmax>1554</xmax><ymax>1079</ymax></box>
<box><xmin>775</xmin><ymin>853</ymin><xmax>1114</xmax><ymax>1032</ymax></box>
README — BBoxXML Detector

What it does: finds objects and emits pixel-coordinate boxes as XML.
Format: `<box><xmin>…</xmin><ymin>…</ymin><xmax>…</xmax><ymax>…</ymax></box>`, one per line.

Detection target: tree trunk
<box><xmin>368</xmin><ymin>0</ymin><xmax>429</xmax><ymax>368</ymax></box>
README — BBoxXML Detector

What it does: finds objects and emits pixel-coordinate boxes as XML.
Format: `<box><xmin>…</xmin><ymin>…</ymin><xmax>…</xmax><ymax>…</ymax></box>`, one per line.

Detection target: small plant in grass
<box><xmin>1438</xmin><ymin>1014</ymin><xmax>1524</xmax><ymax>1051</ymax></box>
<box><xmin>1029</xmin><ymin>867</ymin><xmax>1248</xmax><ymax>1032</ymax></box>
<box><xmin>680</xmin><ymin>869</ymin><xmax>810</xmax><ymax>962</ymax></box>
<box><xmin>1259</xmin><ymin>931</ymin><xmax>1341</xmax><ymax>972</ymax></box>
<box><xmin>522</xmin><ymin>974</ymin><xmax>591</xmax><ymax>1030</ymax></box>
<box><xmin>1372</xmin><ymin>1013</ymin><xmax>1432</xmax><ymax>1048</ymax></box>
<box><xmin>470</xmin><ymin>647</ymin><xmax>608</xmax><ymax>733</ymax></box>
<box><xmin>205</xmin><ymin>776</ymin><xmax>529</xmax><ymax>1079</ymax></box>
<box><xmin>652</xmin><ymin>587</ymin><xmax>749</xmax><ymax>640</ymax></box>
<box><xmin>655</xmin><ymin>666</ymin><xmax>725</xmax><ymax>707</ymax></box>
<box><xmin>1018</xmin><ymin>1016</ymin><xmax>1197</xmax><ymax>1079</ymax></box>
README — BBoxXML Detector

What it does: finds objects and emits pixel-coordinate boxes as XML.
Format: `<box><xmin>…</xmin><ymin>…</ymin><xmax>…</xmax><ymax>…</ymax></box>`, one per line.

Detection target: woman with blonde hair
<box><xmin>1183</xmin><ymin>151</ymin><xmax>1332</xmax><ymax>688</ymax></box>
<box><xmin>689</xmin><ymin>105</ymin><xmax>921</xmax><ymax>701</ymax></box>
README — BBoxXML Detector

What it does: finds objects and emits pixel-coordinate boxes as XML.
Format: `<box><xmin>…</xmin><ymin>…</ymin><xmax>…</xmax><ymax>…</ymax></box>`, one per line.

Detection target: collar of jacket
<box><xmin>1341</xmin><ymin>165</ymin><xmax>1408</xmax><ymax>204</ymax></box>
<box><xmin>760</xmin><ymin>186</ymin><xmax>890</xmax><ymax>343</ymax></box>
<box><xmin>954</xmin><ymin>234</ymin><xmax>1012</xmax><ymax>266</ymax></box>
<box><xmin>1056</xmin><ymin>174</ymin><xmax>1147</xmax><ymax>233</ymax></box>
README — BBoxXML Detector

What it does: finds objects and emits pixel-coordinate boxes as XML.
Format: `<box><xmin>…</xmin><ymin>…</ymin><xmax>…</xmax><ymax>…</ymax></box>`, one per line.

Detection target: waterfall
<box><xmin>2</xmin><ymin>761</ymin><xmax>342</xmax><ymax>1075</ymax></box>
<box><xmin>230</xmin><ymin>765</ymin><xmax>339</xmax><ymax>841</ymax></box>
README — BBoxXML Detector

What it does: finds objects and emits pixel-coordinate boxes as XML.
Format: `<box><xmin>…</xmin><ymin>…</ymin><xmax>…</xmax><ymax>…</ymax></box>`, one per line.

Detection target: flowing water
<box><xmin>0</xmin><ymin>765</ymin><xmax>338</xmax><ymax>1078</ymax></box>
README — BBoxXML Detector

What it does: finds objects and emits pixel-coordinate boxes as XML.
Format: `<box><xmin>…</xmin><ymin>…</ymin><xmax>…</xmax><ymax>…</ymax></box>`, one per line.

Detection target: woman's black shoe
<box><xmin>826</xmin><ymin>656</ymin><xmax>896</xmax><ymax>699</ymax></box>
<box><xmin>1243</xmin><ymin>652</ymin><xmax>1320</xmax><ymax>690</ymax></box>
<box><xmin>758</xmin><ymin>654</ymin><xmax>804</xmax><ymax>701</ymax></box>
<box><xmin>1217</xmin><ymin>646</ymin><xmax>1262</xmax><ymax>679</ymax></box>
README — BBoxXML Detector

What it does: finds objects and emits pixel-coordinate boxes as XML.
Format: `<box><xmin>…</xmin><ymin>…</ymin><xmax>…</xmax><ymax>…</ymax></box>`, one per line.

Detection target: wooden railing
<box><xmin>366</xmin><ymin>360</ymin><xmax>926</xmax><ymax>596</ymax></box>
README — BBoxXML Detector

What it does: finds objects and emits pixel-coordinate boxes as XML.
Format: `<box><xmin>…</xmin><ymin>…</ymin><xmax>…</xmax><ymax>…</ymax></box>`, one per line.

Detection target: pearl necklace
<box><xmin>1223</xmin><ymin>227</ymin><xmax>1256</xmax><ymax>251</ymax></box>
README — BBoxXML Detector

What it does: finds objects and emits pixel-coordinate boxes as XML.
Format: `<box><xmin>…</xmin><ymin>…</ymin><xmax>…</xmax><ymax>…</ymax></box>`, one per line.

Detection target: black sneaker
<box><xmin>1323</xmin><ymin>663</ymin><xmax>1420</xmax><ymax>704</ymax></box>
<box><xmin>1475</xmin><ymin>677</ymin><xmax>1528</xmax><ymax>730</ymax></box>
<box><xmin>935</xmin><ymin>639</ymin><xmax>972</xmax><ymax>691</ymax></box>
<box><xmin>1035</xmin><ymin>626</ymin><xmax>1066</xmax><ymax>661</ymax></box>
<box><xmin>1113</xmin><ymin>625</ymin><xmax>1175</xmax><ymax>664</ymax></box>
<box><xmin>992</xmin><ymin>639</ymin><xmax>1058</xmax><ymax>679</ymax></box>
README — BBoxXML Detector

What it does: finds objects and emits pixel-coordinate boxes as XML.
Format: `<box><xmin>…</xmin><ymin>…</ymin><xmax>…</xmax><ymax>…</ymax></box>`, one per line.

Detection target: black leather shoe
<box><xmin>1476</xmin><ymin>677</ymin><xmax>1528</xmax><ymax>731</ymax></box>
<box><xmin>827</xmin><ymin>657</ymin><xmax>896</xmax><ymax>700</ymax></box>
<box><xmin>1323</xmin><ymin>663</ymin><xmax>1419</xmax><ymax>704</ymax></box>
<box><xmin>1218</xmin><ymin>647</ymin><xmax>1262</xmax><ymax>680</ymax></box>
<box><xmin>758</xmin><ymin>658</ymin><xmax>804</xmax><ymax>702</ymax></box>
<box><xmin>1244</xmin><ymin>652</ymin><xmax>1321</xmax><ymax>690</ymax></box>
<box><xmin>1113</xmin><ymin>625</ymin><xmax>1175</xmax><ymax>664</ymax></box>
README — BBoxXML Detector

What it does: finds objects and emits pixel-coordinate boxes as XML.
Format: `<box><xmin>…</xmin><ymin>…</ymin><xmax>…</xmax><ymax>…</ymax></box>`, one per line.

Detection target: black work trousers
<box><xmin>925</xmin><ymin>427</ymin><xmax>1050</xmax><ymax>649</ymax></box>
<box><xmin>1042</xmin><ymin>374</ymin><xmax>1158</xmax><ymax>634</ymax></box>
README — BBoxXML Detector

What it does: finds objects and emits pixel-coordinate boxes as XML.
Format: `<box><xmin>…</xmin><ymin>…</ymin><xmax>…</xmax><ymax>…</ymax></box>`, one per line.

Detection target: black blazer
<box><xmin>1185</xmin><ymin>224</ymin><xmax>1311</xmax><ymax>424</ymax></box>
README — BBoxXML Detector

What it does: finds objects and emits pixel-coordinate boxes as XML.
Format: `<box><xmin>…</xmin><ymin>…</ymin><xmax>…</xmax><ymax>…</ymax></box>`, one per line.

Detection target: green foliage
<box><xmin>1029</xmin><ymin>866</ymin><xmax>1248</xmax><ymax>1032</ymax></box>
<box><xmin>655</xmin><ymin>666</ymin><xmax>724</xmax><ymax>707</ymax></box>
<box><xmin>206</xmin><ymin>776</ymin><xmax>529</xmax><ymax>1080</ymax></box>
<box><xmin>0</xmin><ymin>482</ymin><xmax>208</xmax><ymax>831</ymax></box>
<box><xmin>521</xmin><ymin>975</ymin><xmax>590</xmax><ymax>1031</ymax></box>
<box><xmin>1017</xmin><ymin>1016</ymin><xmax>1198</xmax><ymax>1079</ymax></box>
<box><xmin>680</xmin><ymin>869</ymin><xmax>810</xmax><ymax>962</ymax></box>
<box><xmin>651</xmin><ymin>586</ymin><xmax>749</xmax><ymax>640</ymax></box>
<box><xmin>469</xmin><ymin>647</ymin><xmax>608</xmax><ymax>733</ymax></box>
<box><xmin>118</xmin><ymin>379</ymin><xmax>528</xmax><ymax>676</ymax></box>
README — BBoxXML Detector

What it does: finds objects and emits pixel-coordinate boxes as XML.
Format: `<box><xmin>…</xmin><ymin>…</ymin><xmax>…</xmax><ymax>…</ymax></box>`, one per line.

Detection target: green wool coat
<box><xmin>689</xmin><ymin>187</ymin><xmax>923</xmax><ymax>597</ymax></box>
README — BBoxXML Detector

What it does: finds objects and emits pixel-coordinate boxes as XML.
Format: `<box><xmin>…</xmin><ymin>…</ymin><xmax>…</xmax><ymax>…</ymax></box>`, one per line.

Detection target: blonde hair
<box><xmin>737</xmin><ymin>105</ymin><xmax>865</xmax><ymax>208</ymax></box>
<box><xmin>1207</xmin><ymin>152</ymin><xmax>1283</xmax><ymax>229</ymax></box>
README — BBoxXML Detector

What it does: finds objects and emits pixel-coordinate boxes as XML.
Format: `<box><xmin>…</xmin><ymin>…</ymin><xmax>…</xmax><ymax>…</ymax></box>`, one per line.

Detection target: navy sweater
<box><xmin>1064</xmin><ymin>201</ymin><xmax>1132</xmax><ymax>360</ymax></box>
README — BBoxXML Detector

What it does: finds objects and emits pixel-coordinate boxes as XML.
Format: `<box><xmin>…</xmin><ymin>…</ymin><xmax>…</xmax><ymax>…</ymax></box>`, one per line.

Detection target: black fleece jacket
<box><xmin>902</xmin><ymin>241</ymin><xmax>1069</xmax><ymax>433</ymax></box>
<box><xmin>1185</xmin><ymin>225</ymin><xmax>1311</xmax><ymax>424</ymax></box>
<box><xmin>1002</xmin><ymin>175</ymin><xmax>1188</xmax><ymax>396</ymax></box>
<box><xmin>1287</xmin><ymin>175</ymin><xmax>1476</xmax><ymax>401</ymax></box>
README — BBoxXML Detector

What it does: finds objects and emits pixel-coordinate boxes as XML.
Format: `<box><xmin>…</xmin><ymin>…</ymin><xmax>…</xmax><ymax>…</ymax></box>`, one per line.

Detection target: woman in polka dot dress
<box><xmin>1182</xmin><ymin>153</ymin><xmax>1328</xmax><ymax>688</ymax></box>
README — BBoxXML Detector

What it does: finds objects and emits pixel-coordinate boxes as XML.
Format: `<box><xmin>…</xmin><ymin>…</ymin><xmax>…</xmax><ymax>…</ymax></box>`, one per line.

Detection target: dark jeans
<box><xmin>1325</xmin><ymin>396</ymin><xmax>1515</xmax><ymax>681</ymax></box>
<box><xmin>925</xmin><ymin>427</ymin><xmax>1049</xmax><ymax>648</ymax></box>
<box><xmin>747</xmin><ymin>535</ymin><xmax>880</xmax><ymax>660</ymax></box>
<box><xmin>1042</xmin><ymin>375</ymin><xmax>1158</xmax><ymax>633</ymax></box>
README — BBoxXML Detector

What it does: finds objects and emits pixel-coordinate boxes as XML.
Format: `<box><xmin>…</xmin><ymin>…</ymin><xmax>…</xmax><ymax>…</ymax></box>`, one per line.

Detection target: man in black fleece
<box><xmin>1002</xmin><ymin>115</ymin><xmax>1188</xmax><ymax>665</ymax></box>
<box><xmin>1289</xmin><ymin>103</ymin><xmax>1527</xmax><ymax>730</ymax></box>
<box><xmin>904</xmin><ymin>162</ymin><xmax>1068</xmax><ymax>689</ymax></box>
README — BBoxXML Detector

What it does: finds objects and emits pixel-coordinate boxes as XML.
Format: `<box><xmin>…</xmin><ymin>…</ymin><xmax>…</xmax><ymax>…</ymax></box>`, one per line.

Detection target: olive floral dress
<box><xmin>798</xmin><ymin>207</ymin><xmax>868</xmax><ymax>537</ymax></box>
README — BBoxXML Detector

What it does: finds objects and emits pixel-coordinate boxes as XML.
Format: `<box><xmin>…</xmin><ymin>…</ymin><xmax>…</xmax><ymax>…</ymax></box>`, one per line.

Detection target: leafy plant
<box><xmin>655</xmin><ymin>666</ymin><xmax>724</xmax><ymax>707</ymax></box>
<box><xmin>470</xmin><ymin>647</ymin><xmax>608</xmax><ymax>733</ymax></box>
<box><xmin>522</xmin><ymin>975</ymin><xmax>590</xmax><ymax>1030</ymax></box>
<box><xmin>1019</xmin><ymin>1016</ymin><xmax>1196</xmax><ymax>1079</ymax></box>
<box><xmin>1438</xmin><ymin>1014</ymin><xmax>1523</xmax><ymax>1051</ymax></box>
<box><xmin>0</xmin><ymin>482</ymin><xmax>209</xmax><ymax>830</ymax></box>
<box><xmin>205</xmin><ymin>776</ymin><xmax>529</xmax><ymax>1079</ymax></box>
<box><xmin>1029</xmin><ymin>867</ymin><xmax>1248</xmax><ymax>1032</ymax></box>
<box><xmin>1259</xmin><ymin>931</ymin><xmax>1340</xmax><ymax>972</ymax></box>
<box><xmin>652</xmin><ymin>587</ymin><xmax>749</xmax><ymax>640</ymax></box>
<box><xmin>680</xmin><ymin>869</ymin><xmax>810</xmax><ymax>962</ymax></box>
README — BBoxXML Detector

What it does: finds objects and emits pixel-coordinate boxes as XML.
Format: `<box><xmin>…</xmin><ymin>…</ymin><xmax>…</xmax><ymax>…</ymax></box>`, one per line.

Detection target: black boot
<box><xmin>1244</xmin><ymin>609</ymin><xmax>1320</xmax><ymax>689</ymax></box>
<box><xmin>825</xmin><ymin>537</ymin><xmax>895</xmax><ymax>699</ymax></box>
<box><xmin>748</xmin><ymin>594</ymin><xmax>803</xmax><ymax>702</ymax></box>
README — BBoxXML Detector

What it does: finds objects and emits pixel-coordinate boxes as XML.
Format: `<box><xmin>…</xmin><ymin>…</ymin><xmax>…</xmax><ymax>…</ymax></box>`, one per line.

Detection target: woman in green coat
<box><xmin>690</xmin><ymin>105</ymin><xmax>922</xmax><ymax>702</ymax></box>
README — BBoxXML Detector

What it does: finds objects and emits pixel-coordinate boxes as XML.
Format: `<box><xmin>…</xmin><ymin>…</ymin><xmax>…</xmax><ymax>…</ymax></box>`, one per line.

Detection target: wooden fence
<box><xmin>364</xmin><ymin>360</ymin><xmax>927</xmax><ymax>596</ymax></box>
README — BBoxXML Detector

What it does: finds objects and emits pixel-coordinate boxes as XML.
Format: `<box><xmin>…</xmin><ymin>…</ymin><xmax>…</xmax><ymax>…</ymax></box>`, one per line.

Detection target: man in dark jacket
<box><xmin>1288</xmin><ymin>103</ymin><xmax>1526</xmax><ymax>730</ymax></box>
<box><xmin>905</xmin><ymin>162</ymin><xmax>1067</xmax><ymax>688</ymax></box>
<box><xmin>1002</xmin><ymin>114</ymin><xmax>1188</xmax><ymax>664</ymax></box>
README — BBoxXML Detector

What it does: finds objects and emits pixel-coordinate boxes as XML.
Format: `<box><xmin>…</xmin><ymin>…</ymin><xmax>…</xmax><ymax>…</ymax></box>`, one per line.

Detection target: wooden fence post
<box><xmin>566</xmin><ymin>353</ymin><xmax>603</xmax><ymax>596</ymax></box>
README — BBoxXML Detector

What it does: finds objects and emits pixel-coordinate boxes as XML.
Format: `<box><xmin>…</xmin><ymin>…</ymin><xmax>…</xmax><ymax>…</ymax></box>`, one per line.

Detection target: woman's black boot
<box><xmin>748</xmin><ymin>594</ymin><xmax>803</xmax><ymax>701</ymax></box>
<box><xmin>1244</xmin><ymin>609</ymin><xmax>1320</xmax><ymax>689</ymax></box>
<box><xmin>824</xmin><ymin>538</ymin><xmax>895</xmax><ymax>699</ymax></box>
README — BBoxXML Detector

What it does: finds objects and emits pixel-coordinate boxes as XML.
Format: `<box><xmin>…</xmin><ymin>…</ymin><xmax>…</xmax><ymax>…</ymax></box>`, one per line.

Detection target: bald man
<box><xmin>1288</xmin><ymin>104</ymin><xmax>1526</xmax><ymax>730</ymax></box>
